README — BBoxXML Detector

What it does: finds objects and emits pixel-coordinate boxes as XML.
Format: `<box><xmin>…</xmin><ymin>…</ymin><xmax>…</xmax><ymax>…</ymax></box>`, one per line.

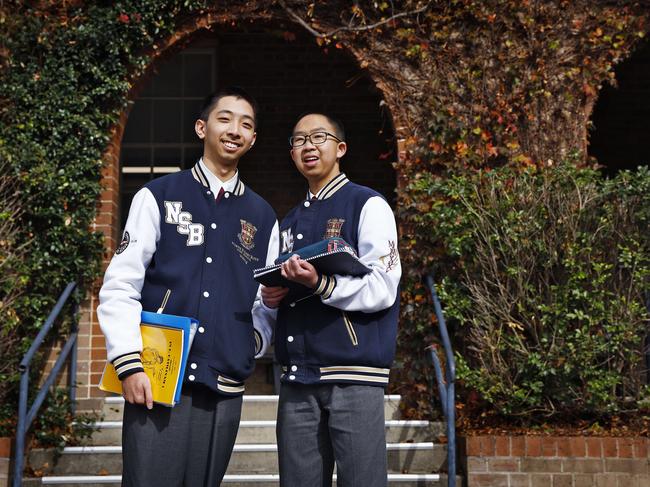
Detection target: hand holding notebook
<box><xmin>253</xmin><ymin>237</ymin><xmax>371</xmax><ymax>302</ymax></box>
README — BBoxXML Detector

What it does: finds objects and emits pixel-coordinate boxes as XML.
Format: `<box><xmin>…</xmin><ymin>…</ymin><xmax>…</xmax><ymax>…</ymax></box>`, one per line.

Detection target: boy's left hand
<box><xmin>261</xmin><ymin>285</ymin><xmax>289</xmax><ymax>308</ymax></box>
<box><xmin>281</xmin><ymin>255</ymin><xmax>319</xmax><ymax>288</ymax></box>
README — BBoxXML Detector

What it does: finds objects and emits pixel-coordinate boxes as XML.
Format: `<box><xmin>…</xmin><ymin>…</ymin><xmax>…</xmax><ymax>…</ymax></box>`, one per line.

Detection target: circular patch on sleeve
<box><xmin>116</xmin><ymin>231</ymin><xmax>130</xmax><ymax>254</ymax></box>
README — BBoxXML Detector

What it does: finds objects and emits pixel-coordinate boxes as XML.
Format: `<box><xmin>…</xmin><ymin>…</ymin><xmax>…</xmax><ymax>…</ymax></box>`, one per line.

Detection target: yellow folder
<box><xmin>99</xmin><ymin>323</ymin><xmax>185</xmax><ymax>407</ymax></box>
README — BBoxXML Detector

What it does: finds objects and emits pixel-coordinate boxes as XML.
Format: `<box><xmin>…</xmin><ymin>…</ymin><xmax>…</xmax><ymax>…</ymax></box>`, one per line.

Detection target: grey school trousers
<box><xmin>277</xmin><ymin>383</ymin><xmax>388</xmax><ymax>487</ymax></box>
<box><xmin>121</xmin><ymin>385</ymin><xmax>242</xmax><ymax>487</ymax></box>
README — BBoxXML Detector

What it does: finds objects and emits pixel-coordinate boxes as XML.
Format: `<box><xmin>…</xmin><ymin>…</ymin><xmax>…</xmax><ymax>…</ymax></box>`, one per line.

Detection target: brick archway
<box><xmin>78</xmin><ymin>15</ymin><xmax>408</xmax><ymax>402</ymax></box>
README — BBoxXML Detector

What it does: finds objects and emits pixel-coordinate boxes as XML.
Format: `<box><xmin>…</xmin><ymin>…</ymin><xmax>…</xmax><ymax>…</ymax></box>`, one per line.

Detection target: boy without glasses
<box><xmin>98</xmin><ymin>87</ymin><xmax>279</xmax><ymax>486</ymax></box>
<box><xmin>257</xmin><ymin>112</ymin><xmax>402</xmax><ymax>487</ymax></box>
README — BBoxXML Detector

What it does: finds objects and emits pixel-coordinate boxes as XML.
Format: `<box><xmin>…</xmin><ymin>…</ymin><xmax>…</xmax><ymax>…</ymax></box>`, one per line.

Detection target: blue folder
<box><xmin>140</xmin><ymin>311</ymin><xmax>198</xmax><ymax>404</ymax></box>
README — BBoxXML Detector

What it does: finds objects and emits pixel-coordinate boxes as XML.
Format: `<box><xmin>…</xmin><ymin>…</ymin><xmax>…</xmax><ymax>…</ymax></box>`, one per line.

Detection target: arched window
<box><xmin>120</xmin><ymin>47</ymin><xmax>217</xmax><ymax>227</ymax></box>
<box><xmin>589</xmin><ymin>40</ymin><xmax>650</xmax><ymax>175</ymax></box>
<box><xmin>119</xmin><ymin>31</ymin><xmax>397</xmax><ymax>230</ymax></box>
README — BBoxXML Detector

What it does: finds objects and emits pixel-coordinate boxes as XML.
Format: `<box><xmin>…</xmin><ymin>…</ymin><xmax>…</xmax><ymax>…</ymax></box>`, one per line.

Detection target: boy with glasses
<box><xmin>257</xmin><ymin>112</ymin><xmax>402</xmax><ymax>486</ymax></box>
<box><xmin>98</xmin><ymin>87</ymin><xmax>278</xmax><ymax>486</ymax></box>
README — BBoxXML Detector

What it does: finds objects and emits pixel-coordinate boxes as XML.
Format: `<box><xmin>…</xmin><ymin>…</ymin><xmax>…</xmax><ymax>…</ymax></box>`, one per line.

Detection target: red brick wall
<box><xmin>0</xmin><ymin>437</ymin><xmax>11</xmax><ymax>487</ymax></box>
<box><xmin>461</xmin><ymin>435</ymin><xmax>650</xmax><ymax>487</ymax></box>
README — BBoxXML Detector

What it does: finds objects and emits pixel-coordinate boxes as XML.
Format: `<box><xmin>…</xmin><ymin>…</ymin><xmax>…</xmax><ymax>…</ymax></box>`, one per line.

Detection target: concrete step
<box><xmin>28</xmin><ymin>443</ymin><xmax>446</xmax><ymax>477</ymax></box>
<box><xmin>25</xmin><ymin>473</ymin><xmax>459</xmax><ymax>486</ymax></box>
<box><xmin>85</xmin><ymin>418</ymin><xmax>443</xmax><ymax>445</ymax></box>
<box><xmin>100</xmin><ymin>394</ymin><xmax>403</xmax><ymax>421</ymax></box>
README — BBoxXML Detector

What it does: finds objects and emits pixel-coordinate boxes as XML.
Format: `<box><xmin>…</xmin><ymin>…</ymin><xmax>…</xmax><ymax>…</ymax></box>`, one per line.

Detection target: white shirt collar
<box><xmin>198</xmin><ymin>158</ymin><xmax>239</xmax><ymax>195</ymax></box>
<box><xmin>306</xmin><ymin>173</ymin><xmax>349</xmax><ymax>201</ymax></box>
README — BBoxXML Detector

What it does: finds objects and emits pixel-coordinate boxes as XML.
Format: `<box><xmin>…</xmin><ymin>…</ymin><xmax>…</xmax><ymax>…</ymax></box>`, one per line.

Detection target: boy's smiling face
<box><xmin>195</xmin><ymin>95</ymin><xmax>257</xmax><ymax>169</ymax></box>
<box><xmin>290</xmin><ymin>114</ymin><xmax>347</xmax><ymax>194</ymax></box>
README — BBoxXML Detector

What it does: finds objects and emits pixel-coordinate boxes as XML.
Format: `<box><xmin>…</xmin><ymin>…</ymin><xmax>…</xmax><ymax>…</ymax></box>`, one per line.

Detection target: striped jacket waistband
<box><xmin>281</xmin><ymin>365</ymin><xmax>390</xmax><ymax>385</ymax></box>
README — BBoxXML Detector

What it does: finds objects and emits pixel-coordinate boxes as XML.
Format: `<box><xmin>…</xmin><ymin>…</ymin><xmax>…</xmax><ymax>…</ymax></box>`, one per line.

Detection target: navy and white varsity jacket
<box><xmin>98</xmin><ymin>160</ymin><xmax>278</xmax><ymax>395</ymax></box>
<box><xmin>255</xmin><ymin>173</ymin><xmax>401</xmax><ymax>387</ymax></box>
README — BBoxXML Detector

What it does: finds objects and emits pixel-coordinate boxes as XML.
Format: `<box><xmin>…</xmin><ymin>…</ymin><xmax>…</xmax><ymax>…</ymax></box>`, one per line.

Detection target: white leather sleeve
<box><xmin>97</xmin><ymin>188</ymin><xmax>160</xmax><ymax>362</ymax></box>
<box><xmin>252</xmin><ymin>220</ymin><xmax>279</xmax><ymax>358</ymax></box>
<box><xmin>320</xmin><ymin>196</ymin><xmax>401</xmax><ymax>312</ymax></box>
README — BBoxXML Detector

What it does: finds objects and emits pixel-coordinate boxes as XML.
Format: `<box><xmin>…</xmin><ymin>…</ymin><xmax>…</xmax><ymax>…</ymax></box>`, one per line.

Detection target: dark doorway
<box><xmin>119</xmin><ymin>29</ymin><xmax>397</xmax><ymax>228</ymax></box>
<box><xmin>589</xmin><ymin>40</ymin><xmax>650</xmax><ymax>175</ymax></box>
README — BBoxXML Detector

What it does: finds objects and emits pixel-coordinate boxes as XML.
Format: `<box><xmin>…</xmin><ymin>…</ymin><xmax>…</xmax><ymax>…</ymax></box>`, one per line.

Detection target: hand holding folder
<box><xmin>99</xmin><ymin>311</ymin><xmax>198</xmax><ymax>407</ymax></box>
<box><xmin>253</xmin><ymin>237</ymin><xmax>371</xmax><ymax>303</ymax></box>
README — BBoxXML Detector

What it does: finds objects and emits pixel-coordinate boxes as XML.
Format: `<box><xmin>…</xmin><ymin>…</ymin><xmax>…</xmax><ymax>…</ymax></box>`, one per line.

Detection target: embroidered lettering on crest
<box><xmin>281</xmin><ymin>228</ymin><xmax>294</xmax><ymax>253</ymax></box>
<box><xmin>323</xmin><ymin>218</ymin><xmax>345</xmax><ymax>239</ymax></box>
<box><xmin>238</xmin><ymin>220</ymin><xmax>257</xmax><ymax>250</ymax></box>
<box><xmin>164</xmin><ymin>201</ymin><xmax>204</xmax><ymax>246</ymax></box>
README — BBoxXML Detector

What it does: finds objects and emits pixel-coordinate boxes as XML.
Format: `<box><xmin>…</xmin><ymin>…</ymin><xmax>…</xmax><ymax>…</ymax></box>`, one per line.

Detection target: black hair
<box><xmin>293</xmin><ymin>112</ymin><xmax>346</xmax><ymax>141</ymax></box>
<box><xmin>198</xmin><ymin>86</ymin><xmax>259</xmax><ymax>126</ymax></box>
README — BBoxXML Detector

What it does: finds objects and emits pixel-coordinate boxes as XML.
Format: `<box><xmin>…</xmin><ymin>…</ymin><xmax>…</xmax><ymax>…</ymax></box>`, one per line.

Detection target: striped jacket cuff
<box><xmin>112</xmin><ymin>352</ymin><xmax>144</xmax><ymax>380</ymax></box>
<box><xmin>217</xmin><ymin>375</ymin><xmax>245</xmax><ymax>395</ymax></box>
<box><xmin>314</xmin><ymin>274</ymin><xmax>336</xmax><ymax>300</ymax></box>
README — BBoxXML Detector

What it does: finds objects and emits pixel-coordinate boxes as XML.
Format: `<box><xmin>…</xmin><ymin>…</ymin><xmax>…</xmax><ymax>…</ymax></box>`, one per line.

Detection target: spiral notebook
<box><xmin>253</xmin><ymin>237</ymin><xmax>371</xmax><ymax>302</ymax></box>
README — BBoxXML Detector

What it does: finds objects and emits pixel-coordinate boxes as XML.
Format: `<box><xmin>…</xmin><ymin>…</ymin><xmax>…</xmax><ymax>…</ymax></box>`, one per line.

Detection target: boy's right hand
<box><xmin>261</xmin><ymin>286</ymin><xmax>289</xmax><ymax>308</ymax></box>
<box><xmin>122</xmin><ymin>372</ymin><xmax>153</xmax><ymax>409</ymax></box>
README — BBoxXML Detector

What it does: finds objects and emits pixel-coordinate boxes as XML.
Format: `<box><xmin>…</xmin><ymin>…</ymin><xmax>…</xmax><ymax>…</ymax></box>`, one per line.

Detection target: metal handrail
<box><xmin>13</xmin><ymin>282</ymin><xmax>79</xmax><ymax>487</ymax></box>
<box><xmin>425</xmin><ymin>274</ymin><xmax>456</xmax><ymax>487</ymax></box>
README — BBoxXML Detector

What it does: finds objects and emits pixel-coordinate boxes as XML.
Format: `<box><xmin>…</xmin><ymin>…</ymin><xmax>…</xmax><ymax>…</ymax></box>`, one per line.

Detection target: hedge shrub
<box><xmin>407</xmin><ymin>161</ymin><xmax>650</xmax><ymax>422</ymax></box>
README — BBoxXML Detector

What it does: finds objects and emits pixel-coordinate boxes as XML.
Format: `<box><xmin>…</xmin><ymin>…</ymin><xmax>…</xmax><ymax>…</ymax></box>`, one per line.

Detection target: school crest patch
<box><xmin>323</xmin><ymin>218</ymin><xmax>345</xmax><ymax>239</ymax></box>
<box><xmin>238</xmin><ymin>220</ymin><xmax>257</xmax><ymax>250</ymax></box>
<box><xmin>116</xmin><ymin>231</ymin><xmax>130</xmax><ymax>255</ymax></box>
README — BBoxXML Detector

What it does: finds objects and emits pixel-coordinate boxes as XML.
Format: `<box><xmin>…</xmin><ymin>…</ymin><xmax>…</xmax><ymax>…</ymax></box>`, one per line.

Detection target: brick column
<box><xmin>0</xmin><ymin>437</ymin><xmax>12</xmax><ymax>487</ymax></box>
<box><xmin>41</xmin><ymin>128</ymin><xmax>121</xmax><ymax>404</ymax></box>
<box><xmin>77</xmin><ymin>112</ymin><xmax>126</xmax><ymax>402</ymax></box>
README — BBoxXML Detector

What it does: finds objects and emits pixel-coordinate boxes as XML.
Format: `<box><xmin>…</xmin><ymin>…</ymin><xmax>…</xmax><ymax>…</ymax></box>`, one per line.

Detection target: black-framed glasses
<box><xmin>289</xmin><ymin>131</ymin><xmax>342</xmax><ymax>148</ymax></box>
